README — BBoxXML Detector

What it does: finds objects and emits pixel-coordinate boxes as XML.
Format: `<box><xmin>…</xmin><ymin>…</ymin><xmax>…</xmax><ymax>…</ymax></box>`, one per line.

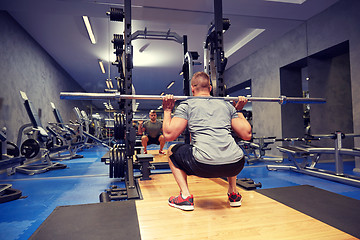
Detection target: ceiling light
<box><xmin>82</xmin><ymin>16</ymin><xmax>96</xmax><ymax>44</ymax></box>
<box><xmin>139</xmin><ymin>43</ymin><xmax>150</xmax><ymax>53</ymax></box>
<box><xmin>166</xmin><ymin>81</ymin><xmax>175</xmax><ymax>89</ymax></box>
<box><xmin>225</xmin><ymin>29</ymin><xmax>265</xmax><ymax>57</ymax></box>
<box><xmin>98</xmin><ymin>60</ymin><xmax>106</xmax><ymax>74</ymax></box>
<box><xmin>264</xmin><ymin>0</ymin><xmax>307</xmax><ymax>4</ymax></box>
<box><xmin>106</xmin><ymin>79</ymin><xmax>113</xmax><ymax>89</ymax></box>
<box><xmin>245</xmin><ymin>87</ymin><xmax>251</xmax><ymax>90</ymax></box>
<box><xmin>160</xmin><ymin>92</ymin><xmax>165</xmax><ymax>96</ymax></box>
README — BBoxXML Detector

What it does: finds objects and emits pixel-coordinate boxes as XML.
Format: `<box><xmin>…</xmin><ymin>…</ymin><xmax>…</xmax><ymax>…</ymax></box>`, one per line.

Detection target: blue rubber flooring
<box><xmin>1</xmin><ymin>144</ymin><xmax>360</xmax><ymax>240</ymax></box>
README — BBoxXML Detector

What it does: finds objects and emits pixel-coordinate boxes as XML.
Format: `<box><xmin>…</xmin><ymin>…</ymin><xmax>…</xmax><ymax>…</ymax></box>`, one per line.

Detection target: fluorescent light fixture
<box><xmin>246</xmin><ymin>95</ymin><xmax>252</xmax><ymax>97</ymax></box>
<box><xmin>166</xmin><ymin>81</ymin><xmax>175</xmax><ymax>89</ymax></box>
<box><xmin>225</xmin><ymin>29</ymin><xmax>265</xmax><ymax>57</ymax></box>
<box><xmin>82</xmin><ymin>16</ymin><xmax>96</xmax><ymax>44</ymax></box>
<box><xmin>50</xmin><ymin>102</ymin><xmax>56</xmax><ymax>109</ymax></box>
<box><xmin>245</xmin><ymin>87</ymin><xmax>251</xmax><ymax>90</ymax></box>
<box><xmin>98</xmin><ymin>60</ymin><xmax>106</xmax><ymax>74</ymax></box>
<box><xmin>106</xmin><ymin>79</ymin><xmax>113</xmax><ymax>89</ymax></box>
<box><xmin>160</xmin><ymin>92</ymin><xmax>165</xmax><ymax>96</ymax></box>
<box><xmin>264</xmin><ymin>0</ymin><xmax>307</xmax><ymax>4</ymax></box>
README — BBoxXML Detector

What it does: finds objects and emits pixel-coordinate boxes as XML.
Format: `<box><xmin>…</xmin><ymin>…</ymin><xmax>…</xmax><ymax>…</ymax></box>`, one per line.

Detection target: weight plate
<box><xmin>119</xmin><ymin>114</ymin><xmax>125</xmax><ymax>140</ymax></box>
<box><xmin>114</xmin><ymin>114</ymin><xmax>120</xmax><ymax>140</ymax></box>
<box><xmin>56</xmin><ymin>137</ymin><xmax>63</xmax><ymax>146</ymax></box>
<box><xmin>119</xmin><ymin>147</ymin><xmax>124</xmax><ymax>178</ymax></box>
<box><xmin>20</xmin><ymin>139</ymin><xmax>40</xmax><ymax>159</ymax></box>
<box><xmin>6</xmin><ymin>141</ymin><xmax>20</xmax><ymax>158</ymax></box>
<box><xmin>46</xmin><ymin>139</ymin><xmax>53</xmax><ymax>149</ymax></box>
<box><xmin>110</xmin><ymin>147</ymin><xmax>114</xmax><ymax>178</ymax></box>
<box><xmin>115</xmin><ymin>146</ymin><xmax>119</xmax><ymax>178</ymax></box>
<box><xmin>121</xmin><ymin>147</ymin><xmax>127</xmax><ymax>178</ymax></box>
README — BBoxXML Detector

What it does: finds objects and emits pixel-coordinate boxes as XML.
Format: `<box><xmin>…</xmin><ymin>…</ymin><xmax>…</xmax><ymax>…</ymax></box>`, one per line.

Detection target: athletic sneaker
<box><xmin>168</xmin><ymin>194</ymin><xmax>194</xmax><ymax>211</ymax></box>
<box><xmin>143</xmin><ymin>150</ymin><xmax>147</xmax><ymax>154</ymax></box>
<box><xmin>159</xmin><ymin>150</ymin><xmax>166</xmax><ymax>154</ymax></box>
<box><xmin>228</xmin><ymin>192</ymin><xmax>242</xmax><ymax>207</ymax></box>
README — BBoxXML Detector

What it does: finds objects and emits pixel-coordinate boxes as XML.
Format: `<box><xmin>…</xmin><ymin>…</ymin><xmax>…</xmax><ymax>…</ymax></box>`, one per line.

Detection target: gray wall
<box><xmin>224</xmin><ymin>0</ymin><xmax>360</xmax><ymax>165</ymax></box>
<box><xmin>0</xmin><ymin>11</ymin><xmax>91</xmax><ymax>143</ymax></box>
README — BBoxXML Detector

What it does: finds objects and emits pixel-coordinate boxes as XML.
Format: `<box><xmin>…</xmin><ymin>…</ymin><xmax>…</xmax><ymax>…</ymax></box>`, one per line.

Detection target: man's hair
<box><xmin>191</xmin><ymin>72</ymin><xmax>211</xmax><ymax>91</ymax></box>
<box><xmin>149</xmin><ymin>110</ymin><xmax>156</xmax><ymax>115</ymax></box>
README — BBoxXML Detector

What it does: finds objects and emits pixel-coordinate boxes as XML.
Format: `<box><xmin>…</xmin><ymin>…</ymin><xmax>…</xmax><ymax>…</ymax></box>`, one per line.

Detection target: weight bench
<box><xmin>136</xmin><ymin>154</ymin><xmax>154</xmax><ymax>180</ymax></box>
<box><xmin>267</xmin><ymin>132</ymin><xmax>360</xmax><ymax>187</ymax></box>
<box><xmin>238</xmin><ymin>136</ymin><xmax>283</xmax><ymax>165</ymax></box>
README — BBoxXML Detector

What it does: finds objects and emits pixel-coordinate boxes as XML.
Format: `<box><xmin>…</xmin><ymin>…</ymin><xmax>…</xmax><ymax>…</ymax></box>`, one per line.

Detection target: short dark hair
<box><xmin>191</xmin><ymin>72</ymin><xmax>211</xmax><ymax>90</ymax></box>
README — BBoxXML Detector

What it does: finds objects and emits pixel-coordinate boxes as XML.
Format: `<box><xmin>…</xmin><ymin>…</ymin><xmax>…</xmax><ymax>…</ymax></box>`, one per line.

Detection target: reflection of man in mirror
<box><xmin>138</xmin><ymin>110</ymin><xmax>166</xmax><ymax>154</ymax></box>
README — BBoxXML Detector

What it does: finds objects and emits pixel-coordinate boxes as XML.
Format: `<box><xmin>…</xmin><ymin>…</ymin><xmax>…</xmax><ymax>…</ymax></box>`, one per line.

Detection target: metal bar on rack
<box><xmin>60</xmin><ymin>92</ymin><xmax>326</xmax><ymax>105</ymax></box>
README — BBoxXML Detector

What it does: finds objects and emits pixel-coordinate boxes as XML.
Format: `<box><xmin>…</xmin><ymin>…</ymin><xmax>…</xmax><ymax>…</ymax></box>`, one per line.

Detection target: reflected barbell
<box><xmin>60</xmin><ymin>92</ymin><xmax>326</xmax><ymax>105</ymax></box>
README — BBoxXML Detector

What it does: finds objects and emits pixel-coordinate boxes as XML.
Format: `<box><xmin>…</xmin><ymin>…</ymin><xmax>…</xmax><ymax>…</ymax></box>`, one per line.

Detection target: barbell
<box><xmin>60</xmin><ymin>92</ymin><xmax>326</xmax><ymax>105</ymax></box>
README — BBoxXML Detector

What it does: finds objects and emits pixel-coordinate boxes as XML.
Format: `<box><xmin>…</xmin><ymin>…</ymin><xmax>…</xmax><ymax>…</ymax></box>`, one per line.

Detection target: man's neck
<box><xmin>194</xmin><ymin>93</ymin><xmax>210</xmax><ymax>97</ymax></box>
<box><xmin>194</xmin><ymin>92</ymin><xmax>211</xmax><ymax>97</ymax></box>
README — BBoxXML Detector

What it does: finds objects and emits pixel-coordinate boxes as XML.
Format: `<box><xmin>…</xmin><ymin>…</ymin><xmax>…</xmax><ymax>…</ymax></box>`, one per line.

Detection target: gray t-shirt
<box><xmin>143</xmin><ymin>120</ymin><xmax>162</xmax><ymax>138</ymax></box>
<box><xmin>174</xmin><ymin>98</ymin><xmax>244</xmax><ymax>165</ymax></box>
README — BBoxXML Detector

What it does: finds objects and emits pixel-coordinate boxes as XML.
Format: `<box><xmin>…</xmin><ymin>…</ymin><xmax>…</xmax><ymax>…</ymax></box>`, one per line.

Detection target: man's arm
<box><xmin>138</xmin><ymin>120</ymin><xmax>145</xmax><ymax>135</ymax></box>
<box><xmin>231</xmin><ymin>96</ymin><xmax>252</xmax><ymax>141</ymax></box>
<box><xmin>231</xmin><ymin>113</ymin><xmax>252</xmax><ymax>141</ymax></box>
<box><xmin>163</xmin><ymin>110</ymin><xmax>187</xmax><ymax>141</ymax></box>
<box><xmin>162</xmin><ymin>95</ymin><xmax>188</xmax><ymax>141</ymax></box>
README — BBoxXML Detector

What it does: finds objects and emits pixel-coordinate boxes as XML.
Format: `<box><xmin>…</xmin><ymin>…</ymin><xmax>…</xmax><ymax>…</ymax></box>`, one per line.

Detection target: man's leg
<box><xmin>227</xmin><ymin>176</ymin><xmax>238</xmax><ymax>194</ymax></box>
<box><xmin>158</xmin><ymin>135</ymin><xmax>165</xmax><ymax>153</ymax></box>
<box><xmin>141</xmin><ymin>135</ymin><xmax>148</xmax><ymax>153</ymax></box>
<box><xmin>227</xmin><ymin>175</ymin><xmax>242</xmax><ymax>207</ymax></box>
<box><xmin>168</xmin><ymin>145</ymin><xmax>190</xmax><ymax>197</ymax></box>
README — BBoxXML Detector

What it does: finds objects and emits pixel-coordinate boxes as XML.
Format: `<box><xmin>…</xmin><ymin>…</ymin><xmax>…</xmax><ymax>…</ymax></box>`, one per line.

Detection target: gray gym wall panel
<box><xmin>224</xmin><ymin>0</ymin><xmax>360</xmax><ymax>163</ymax></box>
<box><xmin>280</xmin><ymin>66</ymin><xmax>304</xmax><ymax>139</ymax></box>
<box><xmin>0</xmin><ymin>11</ymin><xmax>91</xmax><ymax>142</ymax></box>
<box><xmin>225</xmin><ymin>23</ymin><xmax>308</xmax><ymax>156</ymax></box>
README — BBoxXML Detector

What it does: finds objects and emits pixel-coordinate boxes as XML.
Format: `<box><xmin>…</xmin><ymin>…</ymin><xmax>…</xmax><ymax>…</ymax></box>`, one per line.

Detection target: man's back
<box><xmin>174</xmin><ymin>98</ymin><xmax>243</xmax><ymax>165</ymax></box>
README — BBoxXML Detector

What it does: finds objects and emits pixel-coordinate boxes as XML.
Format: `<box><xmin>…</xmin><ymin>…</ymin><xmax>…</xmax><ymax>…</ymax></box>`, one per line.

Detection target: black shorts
<box><xmin>147</xmin><ymin>135</ymin><xmax>160</xmax><ymax>145</ymax></box>
<box><xmin>169</xmin><ymin>143</ymin><xmax>245</xmax><ymax>178</ymax></box>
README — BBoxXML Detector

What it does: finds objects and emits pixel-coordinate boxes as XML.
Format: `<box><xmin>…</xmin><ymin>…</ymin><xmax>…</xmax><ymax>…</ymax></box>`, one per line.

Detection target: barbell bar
<box><xmin>60</xmin><ymin>92</ymin><xmax>326</xmax><ymax>105</ymax></box>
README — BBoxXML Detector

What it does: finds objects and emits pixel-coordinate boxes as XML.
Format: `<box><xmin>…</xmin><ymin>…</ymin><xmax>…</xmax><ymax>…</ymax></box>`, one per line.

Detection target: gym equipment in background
<box><xmin>16</xmin><ymin>91</ymin><xmax>67</xmax><ymax>175</ymax></box>
<box><xmin>267</xmin><ymin>131</ymin><xmax>360</xmax><ymax>187</ymax></box>
<box><xmin>0</xmin><ymin>128</ymin><xmax>25</xmax><ymax>203</ymax></box>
